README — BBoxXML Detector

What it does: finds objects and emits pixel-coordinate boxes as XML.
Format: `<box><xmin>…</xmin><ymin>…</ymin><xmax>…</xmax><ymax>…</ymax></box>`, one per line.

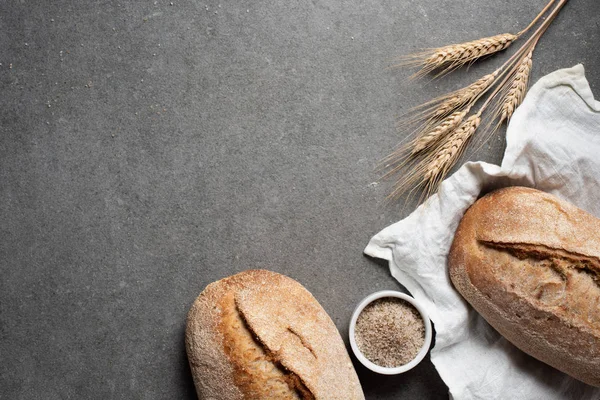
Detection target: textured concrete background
<box><xmin>1</xmin><ymin>0</ymin><xmax>599</xmax><ymax>398</ymax></box>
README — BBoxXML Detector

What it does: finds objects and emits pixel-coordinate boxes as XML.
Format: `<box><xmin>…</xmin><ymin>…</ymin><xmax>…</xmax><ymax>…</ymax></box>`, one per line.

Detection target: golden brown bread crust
<box><xmin>185</xmin><ymin>269</ymin><xmax>365</xmax><ymax>399</ymax></box>
<box><xmin>449</xmin><ymin>187</ymin><xmax>600</xmax><ymax>387</ymax></box>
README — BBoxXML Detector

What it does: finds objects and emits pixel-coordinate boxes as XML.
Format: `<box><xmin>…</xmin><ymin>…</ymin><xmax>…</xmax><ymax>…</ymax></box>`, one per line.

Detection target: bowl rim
<box><xmin>348</xmin><ymin>290</ymin><xmax>433</xmax><ymax>375</ymax></box>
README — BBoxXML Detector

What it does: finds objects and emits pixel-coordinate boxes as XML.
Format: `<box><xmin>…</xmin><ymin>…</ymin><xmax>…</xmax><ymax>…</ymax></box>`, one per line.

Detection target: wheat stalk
<box><xmin>416</xmin><ymin>33</ymin><xmax>518</xmax><ymax>77</ymax></box>
<box><xmin>395</xmin><ymin>0</ymin><xmax>556</xmax><ymax>78</ymax></box>
<box><xmin>423</xmin><ymin>114</ymin><xmax>481</xmax><ymax>185</ymax></box>
<box><xmin>395</xmin><ymin>69</ymin><xmax>497</xmax><ymax>135</ymax></box>
<box><xmin>500</xmin><ymin>51</ymin><xmax>533</xmax><ymax>123</ymax></box>
<box><xmin>433</xmin><ymin>72</ymin><xmax>497</xmax><ymax>118</ymax></box>
<box><xmin>386</xmin><ymin>113</ymin><xmax>481</xmax><ymax>201</ymax></box>
<box><xmin>383</xmin><ymin>0</ymin><xmax>566</xmax><ymax>204</ymax></box>
<box><xmin>382</xmin><ymin>69</ymin><xmax>496</xmax><ymax>173</ymax></box>
<box><xmin>412</xmin><ymin>109</ymin><xmax>469</xmax><ymax>154</ymax></box>
<box><xmin>397</xmin><ymin>34</ymin><xmax>518</xmax><ymax>78</ymax></box>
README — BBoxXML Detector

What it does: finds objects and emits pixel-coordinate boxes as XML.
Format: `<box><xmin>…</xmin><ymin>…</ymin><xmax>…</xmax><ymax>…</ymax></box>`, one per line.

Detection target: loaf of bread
<box><xmin>449</xmin><ymin>187</ymin><xmax>600</xmax><ymax>387</ymax></box>
<box><xmin>185</xmin><ymin>269</ymin><xmax>365</xmax><ymax>399</ymax></box>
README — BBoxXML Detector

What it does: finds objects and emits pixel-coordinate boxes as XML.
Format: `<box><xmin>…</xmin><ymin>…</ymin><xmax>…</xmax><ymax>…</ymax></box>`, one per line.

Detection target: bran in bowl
<box><xmin>354</xmin><ymin>297</ymin><xmax>425</xmax><ymax>368</ymax></box>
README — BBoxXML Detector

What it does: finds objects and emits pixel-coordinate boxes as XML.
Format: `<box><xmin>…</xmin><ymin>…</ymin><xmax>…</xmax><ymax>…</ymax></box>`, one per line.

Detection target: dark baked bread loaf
<box><xmin>185</xmin><ymin>269</ymin><xmax>365</xmax><ymax>399</ymax></box>
<box><xmin>449</xmin><ymin>187</ymin><xmax>600</xmax><ymax>387</ymax></box>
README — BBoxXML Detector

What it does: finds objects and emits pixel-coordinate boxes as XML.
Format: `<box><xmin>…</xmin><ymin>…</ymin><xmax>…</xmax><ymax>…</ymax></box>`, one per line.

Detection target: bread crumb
<box><xmin>354</xmin><ymin>297</ymin><xmax>425</xmax><ymax>368</ymax></box>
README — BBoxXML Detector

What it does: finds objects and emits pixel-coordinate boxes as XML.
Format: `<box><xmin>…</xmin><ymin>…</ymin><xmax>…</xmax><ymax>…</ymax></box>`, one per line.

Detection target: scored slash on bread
<box><xmin>185</xmin><ymin>269</ymin><xmax>365</xmax><ymax>400</ymax></box>
<box><xmin>449</xmin><ymin>187</ymin><xmax>600</xmax><ymax>387</ymax></box>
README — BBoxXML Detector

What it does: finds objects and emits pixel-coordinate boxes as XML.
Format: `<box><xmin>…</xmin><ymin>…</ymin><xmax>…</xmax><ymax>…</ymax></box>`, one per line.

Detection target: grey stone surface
<box><xmin>1</xmin><ymin>0</ymin><xmax>598</xmax><ymax>398</ymax></box>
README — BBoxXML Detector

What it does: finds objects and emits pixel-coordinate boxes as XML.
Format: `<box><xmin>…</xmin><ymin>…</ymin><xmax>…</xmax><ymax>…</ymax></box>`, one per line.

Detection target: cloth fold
<box><xmin>365</xmin><ymin>64</ymin><xmax>600</xmax><ymax>400</ymax></box>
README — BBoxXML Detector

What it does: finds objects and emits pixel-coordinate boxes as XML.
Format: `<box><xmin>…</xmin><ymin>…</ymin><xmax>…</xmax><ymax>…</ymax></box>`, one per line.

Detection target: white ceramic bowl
<box><xmin>349</xmin><ymin>290</ymin><xmax>433</xmax><ymax>375</ymax></box>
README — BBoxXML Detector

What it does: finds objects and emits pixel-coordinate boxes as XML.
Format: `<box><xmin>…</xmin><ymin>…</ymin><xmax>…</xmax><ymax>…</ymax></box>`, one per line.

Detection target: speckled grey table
<box><xmin>2</xmin><ymin>0</ymin><xmax>599</xmax><ymax>398</ymax></box>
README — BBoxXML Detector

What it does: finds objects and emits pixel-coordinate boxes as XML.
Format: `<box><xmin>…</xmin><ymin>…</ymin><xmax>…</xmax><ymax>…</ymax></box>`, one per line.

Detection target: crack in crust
<box><xmin>479</xmin><ymin>240</ymin><xmax>600</xmax><ymax>287</ymax></box>
<box><xmin>477</xmin><ymin>239</ymin><xmax>600</xmax><ymax>274</ymax></box>
<box><xmin>219</xmin><ymin>291</ymin><xmax>315</xmax><ymax>400</ymax></box>
<box><xmin>286</xmin><ymin>327</ymin><xmax>317</xmax><ymax>360</ymax></box>
<box><xmin>478</xmin><ymin>239</ymin><xmax>600</xmax><ymax>331</ymax></box>
<box><xmin>236</xmin><ymin>306</ymin><xmax>316</xmax><ymax>400</ymax></box>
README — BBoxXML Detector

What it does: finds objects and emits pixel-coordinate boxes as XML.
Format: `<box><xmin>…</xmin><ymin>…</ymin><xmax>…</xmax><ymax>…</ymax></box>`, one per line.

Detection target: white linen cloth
<box><xmin>364</xmin><ymin>64</ymin><xmax>600</xmax><ymax>400</ymax></box>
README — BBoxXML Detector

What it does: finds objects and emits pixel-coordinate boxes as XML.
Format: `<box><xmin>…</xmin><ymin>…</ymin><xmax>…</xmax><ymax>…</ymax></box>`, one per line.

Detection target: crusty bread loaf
<box><xmin>449</xmin><ymin>187</ymin><xmax>600</xmax><ymax>387</ymax></box>
<box><xmin>185</xmin><ymin>269</ymin><xmax>365</xmax><ymax>399</ymax></box>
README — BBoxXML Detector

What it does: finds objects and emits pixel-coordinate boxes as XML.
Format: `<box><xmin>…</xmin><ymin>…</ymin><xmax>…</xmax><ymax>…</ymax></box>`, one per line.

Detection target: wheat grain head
<box><xmin>385</xmin><ymin>113</ymin><xmax>481</xmax><ymax>202</ymax></box>
<box><xmin>412</xmin><ymin>108</ymin><xmax>469</xmax><ymax>154</ymax></box>
<box><xmin>399</xmin><ymin>33</ymin><xmax>518</xmax><ymax>77</ymax></box>
<box><xmin>433</xmin><ymin>72</ymin><xmax>497</xmax><ymax>119</ymax></box>
<box><xmin>500</xmin><ymin>50</ymin><xmax>533</xmax><ymax>123</ymax></box>
<box><xmin>423</xmin><ymin>114</ymin><xmax>481</xmax><ymax>191</ymax></box>
<box><xmin>396</xmin><ymin>69</ymin><xmax>497</xmax><ymax>133</ymax></box>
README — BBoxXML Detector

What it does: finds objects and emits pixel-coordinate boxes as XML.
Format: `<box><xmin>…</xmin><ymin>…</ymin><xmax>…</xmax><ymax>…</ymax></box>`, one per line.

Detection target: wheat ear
<box><xmin>412</xmin><ymin>109</ymin><xmax>469</xmax><ymax>154</ymax></box>
<box><xmin>423</xmin><ymin>114</ymin><xmax>481</xmax><ymax>186</ymax></box>
<box><xmin>386</xmin><ymin>113</ymin><xmax>481</xmax><ymax>201</ymax></box>
<box><xmin>381</xmin><ymin>71</ymin><xmax>494</xmax><ymax>182</ymax></box>
<box><xmin>499</xmin><ymin>50</ymin><xmax>533</xmax><ymax>123</ymax></box>
<box><xmin>433</xmin><ymin>72</ymin><xmax>497</xmax><ymax>118</ymax></box>
<box><xmin>395</xmin><ymin>0</ymin><xmax>556</xmax><ymax>78</ymax></box>
<box><xmin>396</xmin><ymin>69</ymin><xmax>497</xmax><ymax>133</ymax></box>
<box><xmin>395</xmin><ymin>71</ymin><xmax>494</xmax><ymax>155</ymax></box>
<box><xmin>398</xmin><ymin>33</ymin><xmax>518</xmax><ymax>78</ymax></box>
<box><xmin>494</xmin><ymin>1</ymin><xmax>565</xmax><ymax>123</ymax></box>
